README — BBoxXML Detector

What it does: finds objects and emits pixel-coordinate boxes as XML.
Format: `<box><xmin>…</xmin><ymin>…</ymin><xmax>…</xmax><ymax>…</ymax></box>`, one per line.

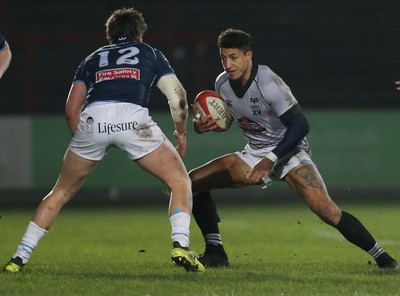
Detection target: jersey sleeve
<box><xmin>263</xmin><ymin>69</ymin><xmax>298</xmax><ymax>117</ymax></box>
<box><xmin>153</xmin><ymin>49</ymin><xmax>175</xmax><ymax>85</ymax></box>
<box><xmin>72</xmin><ymin>61</ymin><xmax>87</xmax><ymax>84</ymax></box>
<box><xmin>0</xmin><ymin>34</ymin><xmax>7</xmax><ymax>51</ymax></box>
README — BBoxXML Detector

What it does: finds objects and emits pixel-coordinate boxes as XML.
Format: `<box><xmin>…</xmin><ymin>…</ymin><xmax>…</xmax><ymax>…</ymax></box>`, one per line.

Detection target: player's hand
<box><xmin>396</xmin><ymin>81</ymin><xmax>400</xmax><ymax>91</ymax></box>
<box><xmin>247</xmin><ymin>157</ymin><xmax>274</xmax><ymax>183</ymax></box>
<box><xmin>192</xmin><ymin>104</ymin><xmax>218</xmax><ymax>134</ymax></box>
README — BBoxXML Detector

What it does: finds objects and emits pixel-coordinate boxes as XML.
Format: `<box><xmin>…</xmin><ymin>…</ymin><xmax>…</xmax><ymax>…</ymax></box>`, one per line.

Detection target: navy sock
<box><xmin>335</xmin><ymin>211</ymin><xmax>376</xmax><ymax>252</ymax></box>
<box><xmin>192</xmin><ymin>192</ymin><xmax>221</xmax><ymax>236</ymax></box>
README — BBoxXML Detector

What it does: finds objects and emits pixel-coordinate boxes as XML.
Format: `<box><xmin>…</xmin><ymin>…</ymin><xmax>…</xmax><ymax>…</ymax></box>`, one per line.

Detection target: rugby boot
<box><xmin>198</xmin><ymin>243</ymin><xmax>230</xmax><ymax>268</ymax></box>
<box><xmin>171</xmin><ymin>242</ymin><xmax>205</xmax><ymax>272</ymax></box>
<box><xmin>4</xmin><ymin>257</ymin><xmax>24</xmax><ymax>273</ymax></box>
<box><xmin>376</xmin><ymin>253</ymin><xmax>400</xmax><ymax>270</ymax></box>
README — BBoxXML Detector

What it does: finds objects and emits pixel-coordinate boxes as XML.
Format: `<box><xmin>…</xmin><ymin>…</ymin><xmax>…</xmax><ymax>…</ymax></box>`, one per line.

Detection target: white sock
<box><xmin>13</xmin><ymin>221</ymin><xmax>47</xmax><ymax>265</ymax></box>
<box><xmin>170</xmin><ymin>212</ymin><xmax>190</xmax><ymax>248</ymax></box>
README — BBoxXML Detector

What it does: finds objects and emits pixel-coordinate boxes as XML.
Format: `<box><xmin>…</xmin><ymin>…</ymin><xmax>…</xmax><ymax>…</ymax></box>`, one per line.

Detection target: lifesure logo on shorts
<box><xmin>95</xmin><ymin>68</ymin><xmax>140</xmax><ymax>82</ymax></box>
<box><xmin>97</xmin><ymin>121</ymin><xmax>139</xmax><ymax>135</ymax></box>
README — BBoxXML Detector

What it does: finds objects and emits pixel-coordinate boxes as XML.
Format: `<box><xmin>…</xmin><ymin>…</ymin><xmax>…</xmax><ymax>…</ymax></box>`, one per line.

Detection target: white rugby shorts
<box><xmin>69</xmin><ymin>102</ymin><xmax>165</xmax><ymax>161</ymax></box>
<box><xmin>235</xmin><ymin>144</ymin><xmax>313</xmax><ymax>188</ymax></box>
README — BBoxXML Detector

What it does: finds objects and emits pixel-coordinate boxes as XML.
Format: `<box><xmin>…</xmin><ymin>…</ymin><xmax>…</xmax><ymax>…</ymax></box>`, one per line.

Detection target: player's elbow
<box><xmin>169</xmin><ymin>98</ymin><xmax>188</xmax><ymax>122</ymax></box>
<box><xmin>158</xmin><ymin>75</ymin><xmax>188</xmax><ymax>122</ymax></box>
<box><xmin>302</xmin><ymin>115</ymin><xmax>310</xmax><ymax>136</ymax></box>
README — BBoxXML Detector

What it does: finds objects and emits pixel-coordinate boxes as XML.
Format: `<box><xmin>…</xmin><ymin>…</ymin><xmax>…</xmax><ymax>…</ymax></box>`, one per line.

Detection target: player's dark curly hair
<box><xmin>105</xmin><ymin>7</ymin><xmax>148</xmax><ymax>44</ymax></box>
<box><xmin>218</xmin><ymin>29</ymin><xmax>252</xmax><ymax>53</ymax></box>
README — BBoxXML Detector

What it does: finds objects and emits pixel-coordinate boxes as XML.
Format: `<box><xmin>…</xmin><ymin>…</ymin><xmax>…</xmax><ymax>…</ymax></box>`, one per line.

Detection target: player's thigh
<box><xmin>53</xmin><ymin>149</ymin><xmax>98</xmax><ymax>196</ymax></box>
<box><xmin>135</xmin><ymin>139</ymin><xmax>189</xmax><ymax>187</ymax></box>
<box><xmin>285</xmin><ymin>163</ymin><xmax>340</xmax><ymax>223</ymax></box>
<box><xmin>189</xmin><ymin>153</ymin><xmax>257</xmax><ymax>193</ymax></box>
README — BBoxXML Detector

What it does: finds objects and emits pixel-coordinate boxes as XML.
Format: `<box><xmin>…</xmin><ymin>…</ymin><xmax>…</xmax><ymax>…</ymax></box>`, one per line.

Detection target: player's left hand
<box><xmin>247</xmin><ymin>157</ymin><xmax>274</xmax><ymax>183</ymax></box>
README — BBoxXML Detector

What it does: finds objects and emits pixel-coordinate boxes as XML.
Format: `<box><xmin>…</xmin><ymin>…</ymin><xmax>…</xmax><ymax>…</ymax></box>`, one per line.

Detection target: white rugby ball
<box><xmin>193</xmin><ymin>90</ymin><xmax>233</xmax><ymax>132</ymax></box>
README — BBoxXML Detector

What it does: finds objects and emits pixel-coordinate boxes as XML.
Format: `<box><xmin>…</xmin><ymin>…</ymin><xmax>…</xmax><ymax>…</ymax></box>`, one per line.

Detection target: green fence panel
<box><xmin>31</xmin><ymin>110</ymin><xmax>400</xmax><ymax>190</ymax></box>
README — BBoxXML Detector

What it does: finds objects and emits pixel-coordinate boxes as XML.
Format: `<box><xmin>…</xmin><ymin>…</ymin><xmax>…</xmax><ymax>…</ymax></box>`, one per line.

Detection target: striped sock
<box><xmin>204</xmin><ymin>233</ymin><xmax>223</xmax><ymax>246</ymax></box>
<box><xmin>368</xmin><ymin>243</ymin><xmax>385</xmax><ymax>259</ymax></box>
<box><xmin>170</xmin><ymin>212</ymin><xmax>190</xmax><ymax>248</ymax></box>
<box><xmin>13</xmin><ymin>221</ymin><xmax>47</xmax><ymax>265</ymax></box>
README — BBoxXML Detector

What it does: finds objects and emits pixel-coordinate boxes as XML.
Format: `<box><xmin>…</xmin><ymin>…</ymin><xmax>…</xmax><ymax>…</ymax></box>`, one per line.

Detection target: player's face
<box><xmin>220</xmin><ymin>48</ymin><xmax>253</xmax><ymax>86</ymax></box>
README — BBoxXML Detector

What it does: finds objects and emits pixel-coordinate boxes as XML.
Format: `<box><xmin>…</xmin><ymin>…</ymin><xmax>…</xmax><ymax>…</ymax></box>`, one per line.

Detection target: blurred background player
<box><xmin>190</xmin><ymin>28</ymin><xmax>399</xmax><ymax>270</ymax></box>
<box><xmin>4</xmin><ymin>7</ymin><xmax>204</xmax><ymax>273</ymax></box>
<box><xmin>0</xmin><ymin>33</ymin><xmax>12</xmax><ymax>79</ymax></box>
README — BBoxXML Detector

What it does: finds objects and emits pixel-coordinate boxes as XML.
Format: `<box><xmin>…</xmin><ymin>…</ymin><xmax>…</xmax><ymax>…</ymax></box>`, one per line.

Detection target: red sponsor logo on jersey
<box><xmin>96</xmin><ymin>68</ymin><xmax>140</xmax><ymax>82</ymax></box>
<box><xmin>238</xmin><ymin>117</ymin><xmax>265</xmax><ymax>132</ymax></box>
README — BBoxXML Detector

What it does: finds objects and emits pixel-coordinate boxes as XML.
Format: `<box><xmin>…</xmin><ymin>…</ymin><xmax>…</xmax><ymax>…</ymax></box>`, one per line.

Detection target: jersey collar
<box><xmin>229</xmin><ymin>64</ymin><xmax>259</xmax><ymax>99</ymax></box>
<box><xmin>114</xmin><ymin>36</ymin><xmax>137</xmax><ymax>44</ymax></box>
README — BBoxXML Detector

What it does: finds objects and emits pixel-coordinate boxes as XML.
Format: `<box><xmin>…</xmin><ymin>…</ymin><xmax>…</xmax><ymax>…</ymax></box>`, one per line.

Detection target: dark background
<box><xmin>1</xmin><ymin>0</ymin><xmax>400</xmax><ymax>114</ymax></box>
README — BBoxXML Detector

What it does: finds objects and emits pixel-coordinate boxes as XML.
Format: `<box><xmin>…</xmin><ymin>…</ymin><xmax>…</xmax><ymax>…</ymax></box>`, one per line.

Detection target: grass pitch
<box><xmin>1</xmin><ymin>201</ymin><xmax>399</xmax><ymax>296</ymax></box>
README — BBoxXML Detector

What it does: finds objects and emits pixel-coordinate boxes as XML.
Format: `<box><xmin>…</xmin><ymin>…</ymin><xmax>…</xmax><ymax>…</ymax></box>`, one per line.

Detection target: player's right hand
<box><xmin>247</xmin><ymin>157</ymin><xmax>274</xmax><ymax>183</ymax></box>
<box><xmin>192</xmin><ymin>104</ymin><xmax>218</xmax><ymax>134</ymax></box>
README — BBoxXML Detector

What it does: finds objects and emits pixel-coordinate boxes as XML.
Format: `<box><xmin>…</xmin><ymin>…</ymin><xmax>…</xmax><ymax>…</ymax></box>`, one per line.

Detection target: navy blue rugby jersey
<box><xmin>73</xmin><ymin>37</ymin><xmax>175</xmax><ymax>107</ymax></box>
<box><xmin>0</xmin><ymin>34</ymin><xmax>6</xmax><ymax>49</ymax></box>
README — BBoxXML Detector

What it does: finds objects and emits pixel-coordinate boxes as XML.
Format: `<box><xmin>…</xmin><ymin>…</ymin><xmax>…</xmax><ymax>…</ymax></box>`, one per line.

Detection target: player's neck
<box><xmin>237</xmin><ymin>62</ymin><xmax>253</xmax><ymax>87</ymax></box>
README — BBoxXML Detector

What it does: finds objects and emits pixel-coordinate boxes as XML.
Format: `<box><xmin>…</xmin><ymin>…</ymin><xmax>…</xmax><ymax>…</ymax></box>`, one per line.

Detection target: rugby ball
<box><xmin>194</xmin><ymin>90</ymin><xmax>233</xmax><ymax>132</ymax></box>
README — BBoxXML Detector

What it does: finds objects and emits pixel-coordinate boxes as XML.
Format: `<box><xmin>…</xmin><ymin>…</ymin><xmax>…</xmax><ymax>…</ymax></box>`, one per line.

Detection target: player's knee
<box><xmin>188</xmin><ymin>169</ymin><xmax>195</xmax><ymax>181</ymax></box>
<box><xmin>188</xmin><ymin>170</ymin><xmax>204</xmax><ymax>192</ymax></box>
<box><xmin>40</xmin><ymin>193</ymin><xmax>68</xmax><ymax>212</ymax></box>
<box><xmin>169</xmin><ymin>173</ymin><xmax>191</xmax><ymax>192</ymax></box>
<box><xmin>316</xmin><ymin>206</ymin><xmax>341</xmax><ymax>226</ymax></box>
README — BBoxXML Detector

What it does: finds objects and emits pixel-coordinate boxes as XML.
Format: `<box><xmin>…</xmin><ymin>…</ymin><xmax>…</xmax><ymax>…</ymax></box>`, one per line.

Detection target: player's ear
<box><xmin>245</xmin><ymin>50</ymin><xmax>253</xmax><ymax>62</ymax></box>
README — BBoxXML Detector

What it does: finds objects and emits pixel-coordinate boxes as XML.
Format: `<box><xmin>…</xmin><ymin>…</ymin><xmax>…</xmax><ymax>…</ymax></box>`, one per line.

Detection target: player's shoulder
<box><xmin>137</xmin><ymin>41</ymin><xmax>156</xmax><ymax>53</ymax></box>
<box><xmin>215</xmin><ymin>71</ymin><xmax>229</xmax><ymax>90</ymax></box>
<box><xmin>255</xmin><ymin>64</ymin><xmax>288</xmax><ymax>88</ymax></box>
<box><xmin>139</xmin><ymin>41</ymin><xmax>169</xmax><ymax>60</ymax></box>
<box><xmin>0</xmin><ymin>34</ymin><xmax>6</xmax><ymax>48</ymax></box>
<box><xmin>216</xmin><ymin>71</ymin><xmax>228</xmax><ymax>83</ymax></box>
<box><xmin>84</xmin><ymin>44</ymin><xmax>110</xmax><ymax>60</ymax></box>
<box><xmin>255</xmin><ymin>64</ymin><xmax>276</xmax><ymax>79</ymax></box>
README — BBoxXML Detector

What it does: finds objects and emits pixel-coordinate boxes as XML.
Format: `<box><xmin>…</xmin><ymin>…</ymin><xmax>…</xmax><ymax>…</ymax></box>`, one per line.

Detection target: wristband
<box><xmin>265</xmin><ymin>151</ymin><xmax>278</xmax><ymax>163</ymax></box>
<box><xmin>173</xmin><ymin>130</ymin><xmax>187</xmax><ymax>138</ymax></box>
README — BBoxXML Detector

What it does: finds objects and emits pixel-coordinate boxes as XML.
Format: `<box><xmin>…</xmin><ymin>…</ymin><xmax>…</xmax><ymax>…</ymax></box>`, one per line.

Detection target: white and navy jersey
<box><xmin>73</xmin><ymin>37</ymin><xmax>175</xmax><ymax>108</ymax></box>
<box><xmin>215</xmin><ymin>64</ymin><xmax>309</xmax><ymax>151</ymax></box>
